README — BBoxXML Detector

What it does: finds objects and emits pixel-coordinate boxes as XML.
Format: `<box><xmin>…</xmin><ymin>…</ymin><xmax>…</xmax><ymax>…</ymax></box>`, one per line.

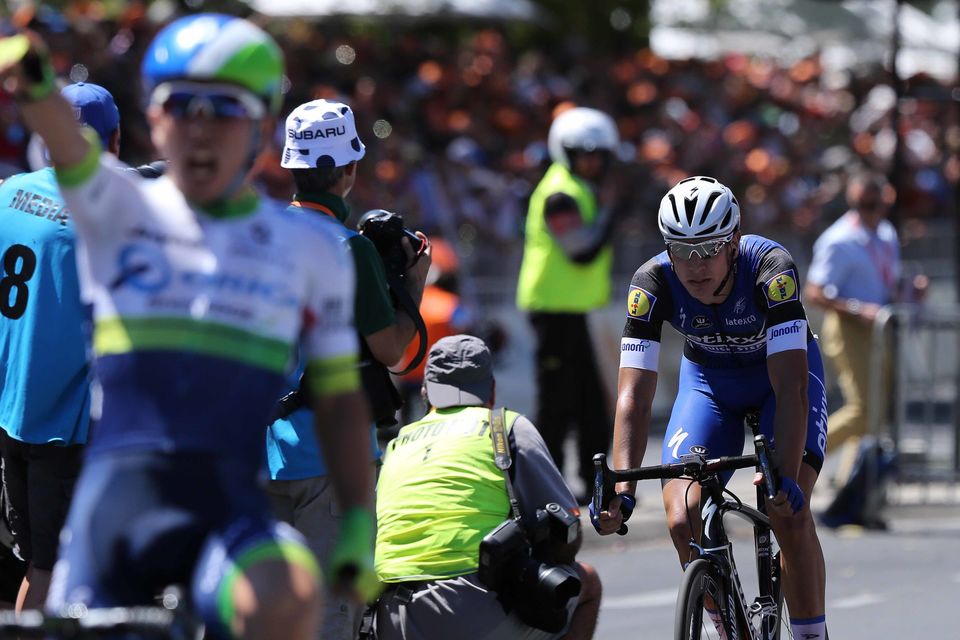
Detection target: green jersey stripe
<box><xmin>94</xmin><ymin>316</ymin><xmax>291</xmax><ymax>372</ymax></box>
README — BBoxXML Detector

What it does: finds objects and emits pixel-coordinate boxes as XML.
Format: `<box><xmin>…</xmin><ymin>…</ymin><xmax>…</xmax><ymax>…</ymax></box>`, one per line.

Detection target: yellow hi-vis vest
<box><xmin>516</xmin><ymin>162</ymin><xmax>612</xmax><ymax>312</ymax></box>
<box><xmin>375</xmin><ymin>406</ymin><xmax>520</xmax><ymax>582</ymax></box>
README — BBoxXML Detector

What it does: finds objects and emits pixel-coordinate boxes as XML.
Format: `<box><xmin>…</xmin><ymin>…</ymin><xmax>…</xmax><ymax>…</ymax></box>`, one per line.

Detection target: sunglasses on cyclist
<box><xmin>666</xmin><ymin>235</ymin><xmax>734</xmax><ymax>261</ymax></box>
<box><xmin>151</xmin><ymin>82</ymin><xmax>266</xmax><ymax>120</ymax></box>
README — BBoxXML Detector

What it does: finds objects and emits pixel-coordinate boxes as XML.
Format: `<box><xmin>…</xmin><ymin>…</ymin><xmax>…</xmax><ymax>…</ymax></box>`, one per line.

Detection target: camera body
<box><xmin>357</xmin><ymin>209</ymin><xmax>421</xmax><ymax>277</ymax></box>
<box><xmin>478</xmin><ymin>503</ymin><xmax>582</xmax><ymax>632</ymax></box>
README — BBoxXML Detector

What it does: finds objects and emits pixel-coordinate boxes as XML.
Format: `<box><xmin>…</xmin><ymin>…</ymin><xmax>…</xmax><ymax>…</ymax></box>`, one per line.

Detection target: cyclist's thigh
<box><xmin>47</xmin><ymin>453</ymin><xmax>220</xmax><ymax>609</ymax></box>
<box><xmin>662</xmin><ymin>360</ymin><xmax>749</xmax><ymax>466</ymax></box>
<box><xmin>759</xmin><ymin>342</ymin><xmax>828</xmax><ymax>475</ymax></box>
<box><xmin>25</xmin><ymin>442</ymin><xmax>82</xmax><ymax>571</ymax></box>
<box><xmin>192</xmin><ymin>517</ymin><xmax>318</xmax><ymax>639</ymax></box>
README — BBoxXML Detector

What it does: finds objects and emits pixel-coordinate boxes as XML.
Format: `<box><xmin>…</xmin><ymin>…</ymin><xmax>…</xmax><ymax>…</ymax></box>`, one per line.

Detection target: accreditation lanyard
<box><xmin>853</xmin><ymin>213</ymin><xmax>896</xmax><ymax>294</ymax></box>
<box><xmin>490</xmin><ymin>408</ymin><xmax>523</xmax><ymax>522</ymax></box>
<box><xmin>291</xmin><ymin>200</ymin><xmax>338</xmax><ymax>220</ymax></box>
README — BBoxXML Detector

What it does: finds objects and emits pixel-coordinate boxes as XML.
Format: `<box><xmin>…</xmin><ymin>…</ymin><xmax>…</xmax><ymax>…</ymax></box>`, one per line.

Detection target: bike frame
<box><xmin>593</xmin><ymin>411</ymin><xmax>785</xmax><ymax>640</ymax></box>
<box><xmin>693</xmin><ymin>463</ymin><xmax>782</xmax><ymax>640</ymax></box>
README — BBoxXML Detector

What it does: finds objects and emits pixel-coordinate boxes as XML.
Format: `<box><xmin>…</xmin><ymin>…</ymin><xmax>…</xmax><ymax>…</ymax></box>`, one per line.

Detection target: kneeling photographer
<box><xmin>265</xmin><ymin>99</ymin><xmax>431</xmax><ymax>640</ymax></box>
<box><xmin>371</xmin><ymin>335</ymin><xmax>602</xmax><ymax>640</ymax></box>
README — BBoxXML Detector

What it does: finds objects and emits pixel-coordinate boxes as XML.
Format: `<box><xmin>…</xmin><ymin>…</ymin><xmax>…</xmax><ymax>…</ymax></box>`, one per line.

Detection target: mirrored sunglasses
<box><xmin>151</xmin><ymin>82</ymin><xmax>265</xmax><ymax>120</ymax></box>
<box><xmin>666</xmin><ymin>236</ymin><xmax>732</xmax><ymax>260</ymax></box>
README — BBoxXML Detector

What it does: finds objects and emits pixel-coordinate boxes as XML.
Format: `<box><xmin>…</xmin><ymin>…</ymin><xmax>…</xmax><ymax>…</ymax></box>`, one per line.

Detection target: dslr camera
<box><xmin>357</xmin><ymin>209</ymin><xmax>423</xmax><ymax>277</ymax></box>
<box><xmin>478</xmin><ymin>503</ymin><xmax>582</xmax><ymax>633</ymax></box>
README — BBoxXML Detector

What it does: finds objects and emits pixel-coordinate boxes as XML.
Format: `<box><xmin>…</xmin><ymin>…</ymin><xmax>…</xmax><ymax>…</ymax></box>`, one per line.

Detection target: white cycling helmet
<box><xmin>657</xmin><ymin>176</ymin><xmax>740</xmax><ymax>241</ymax></box>
<box><xmin>547</xmin><ymin>107</ymin><xmax>619</xmax><ymax>167</ymax></box>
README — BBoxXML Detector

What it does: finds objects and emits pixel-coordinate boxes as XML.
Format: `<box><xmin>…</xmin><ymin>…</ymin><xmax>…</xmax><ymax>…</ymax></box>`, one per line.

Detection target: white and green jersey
<box><xmin>56</xmin><ymin>141</ymin><xmax>358</xmax><ymax>471</ymax></box>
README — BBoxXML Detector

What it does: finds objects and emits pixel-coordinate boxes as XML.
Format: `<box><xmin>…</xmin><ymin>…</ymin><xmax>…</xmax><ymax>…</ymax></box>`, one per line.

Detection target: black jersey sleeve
<box><xmin>622</xmin><ymin>256</ymin><xmax>672</xmax><ymax>341</ymax></box>
<box><xmin>754</xmin><ymin>246</ymin><xmax>808</xmax><ymax>326</ymax></box>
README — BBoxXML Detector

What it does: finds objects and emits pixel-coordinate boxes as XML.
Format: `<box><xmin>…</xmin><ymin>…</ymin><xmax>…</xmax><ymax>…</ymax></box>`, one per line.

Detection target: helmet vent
<box><xmin>668</xmin><ymin>194</ymin><xmax>682</xmax><ymax>224</ymax></box>
<box><xmin>696</xmin><ymin>223</ymin><xmax>718</xmax><ymax>237</ymax></box>
<box><xmin>699</xmin><ymin>191</ymin><xmax>721</xmax><ymax>226</ymax></box>
<box><xmin>683</xmin><ymin>194</ymin><xmax>698</xmax><ymax>227</ymax></box>
<box><xmin>719</xmin><ymin>208</ymin><xmax>733</xmax><ymax>231</ymax></box>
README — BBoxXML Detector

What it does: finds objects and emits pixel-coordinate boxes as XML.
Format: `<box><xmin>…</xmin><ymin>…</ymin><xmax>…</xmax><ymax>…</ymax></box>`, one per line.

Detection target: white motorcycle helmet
<box><xmin>547</xmin><ymin>107</ymin><xmax>619</xmax><ymax>168</ymax></box>
<box><xmin>657</xmin><ymin>176</ymin><xmax>740</xmax><ymax>241</ymax></box>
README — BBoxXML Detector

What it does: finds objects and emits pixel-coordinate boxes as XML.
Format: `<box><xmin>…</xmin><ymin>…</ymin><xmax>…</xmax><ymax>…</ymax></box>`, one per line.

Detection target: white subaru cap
<box><xmin>281</xmin><ymin>99</ymin><xmax>366</xmax><ymax>169</ymax></box>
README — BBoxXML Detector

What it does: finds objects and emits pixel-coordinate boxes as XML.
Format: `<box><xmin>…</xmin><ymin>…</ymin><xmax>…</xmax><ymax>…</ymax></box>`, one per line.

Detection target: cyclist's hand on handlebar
<box><xmin>753</xmin><ymin>473</ymin><xmax>805</xmax><ymax>515</ymax></box>
<box><xmin>589</xmin><ymin>493</ymin><xmax>636</xmax><ymax>535</ymax></box>
<box><xmin>328</xmin><ymin>507</ymin><xmax>383</xmax><ymax>603</ymax></box>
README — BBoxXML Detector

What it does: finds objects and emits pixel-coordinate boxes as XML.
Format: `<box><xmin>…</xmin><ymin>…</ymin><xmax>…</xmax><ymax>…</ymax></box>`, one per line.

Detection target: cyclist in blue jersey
<box><xmin>0</xmin><ymin>82</ymin><xmax>119</xmax><ymax>612</ymax></box>
<box><xmin>593</xmin><ymin>177</ymin><xmax>830</xmax><ymax>640</ymax></box>
<box><xmin>0</xmin><ymin>15</ymin><xmax>378</xmax><ymax>640</ymax></box>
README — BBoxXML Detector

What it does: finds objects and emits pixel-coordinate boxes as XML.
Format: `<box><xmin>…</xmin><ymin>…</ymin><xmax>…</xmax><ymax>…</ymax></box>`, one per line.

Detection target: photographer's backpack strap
<box><xmin>385</xmin><ymin>271</ymin><xmax>429</xmax><ymax>377</ymax></box>
<box><xmin>489</xmin><ymin>408</ymin><xmax>523</xmax><ymax>523</ymax></box>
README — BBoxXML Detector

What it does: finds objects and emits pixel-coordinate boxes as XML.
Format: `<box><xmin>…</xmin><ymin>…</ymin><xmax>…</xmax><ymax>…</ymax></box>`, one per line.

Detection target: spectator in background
<box><xmin>374</xmin><ymin>335</ymin><xmax>602</xmax><ymax>640</ymax></box>
<box><xmin>0</xmin><ymin>472</ymin><xmax>27</xmax><ymax>608</ymax></box>
<box><xmin>0</xmin><ymin>82</ymin><xmax>119</xmax><ymax>611</ymax></box>
<box><xmin>516</xmin><ymin>106</ymin><xmax>621</xmax><ymax>503</ymax></box>
<box><xmin>803</xmin><ymin>171</ymin><xmax>920</xmax><ymax>523</ymax></box>
<box><xmin>265</xmin><ymin>98</ymin><xmax>431</xmax><ymax>640</ymax></box>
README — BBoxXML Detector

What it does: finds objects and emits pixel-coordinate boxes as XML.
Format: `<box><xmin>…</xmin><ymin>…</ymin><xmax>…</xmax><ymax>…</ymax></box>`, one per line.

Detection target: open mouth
<box><xmin>185</xmin><ymin>151</ymin><xmax>219</xmax><ymax>182</ymax></box>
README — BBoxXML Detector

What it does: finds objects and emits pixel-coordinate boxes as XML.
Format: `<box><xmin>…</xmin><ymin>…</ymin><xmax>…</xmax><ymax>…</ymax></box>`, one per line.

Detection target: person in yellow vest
<box><xmin>374</xmin><ymin>335</ymin><xmax>602</xmax><ymax>640</ymax></box>
<box><xmin>517</xmin><ymin>106</ymin><xmax>621</xmax><ymax>503</ymax></box>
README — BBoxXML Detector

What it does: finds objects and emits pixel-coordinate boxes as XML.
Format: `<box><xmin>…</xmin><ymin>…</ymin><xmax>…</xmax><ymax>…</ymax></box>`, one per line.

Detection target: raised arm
<box><xmin>0</xmin><ymin>33</ymin><xmax>92</xmax><ymax>168</ymax></box>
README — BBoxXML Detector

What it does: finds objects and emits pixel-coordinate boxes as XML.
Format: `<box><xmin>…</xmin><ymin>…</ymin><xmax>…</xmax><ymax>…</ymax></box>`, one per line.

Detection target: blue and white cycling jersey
<box><xmin>620</xmin><ymin>235</ymin><xmax>828</xmax><ymax>471</ymax></box>
<box><xmin>0</xmin><ymin>168</ymin><xmax>90</xmax><ymax>445</ymax></box>
<box><xmin>55</xmin><ymin>144</ymin><xmax>359</xmax><ymax>472</ymax></box>
<box><xmin>621</xmin><ymin>235</ymin><xmax>812</xmax><ymax>370</ymax></box>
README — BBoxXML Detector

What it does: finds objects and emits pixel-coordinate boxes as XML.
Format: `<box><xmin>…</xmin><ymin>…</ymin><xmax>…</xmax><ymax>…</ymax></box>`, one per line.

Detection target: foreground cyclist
<box><xmin>594</xmin><ymin>177</ymin><xmax>829</xmax><ymax>639</ymax></box>
<box><xmin>0</xmin><ymin>15</ymin><xmax>377</xmax><ymax>639</ymax></box>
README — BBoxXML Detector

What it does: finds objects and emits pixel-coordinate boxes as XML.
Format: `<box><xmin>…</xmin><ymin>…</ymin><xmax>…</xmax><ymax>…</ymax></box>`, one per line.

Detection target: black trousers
<box><xmin>529</xmin><ymin>312</ymin><xmax>611</xmax><ymax>496</ymax></box>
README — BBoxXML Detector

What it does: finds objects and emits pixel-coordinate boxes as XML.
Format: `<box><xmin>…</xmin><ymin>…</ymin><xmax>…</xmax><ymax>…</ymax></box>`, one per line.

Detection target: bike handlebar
<box><xmin>0</xmin><ymin>606</ymin><xmax>196</xmax><ymax>638</ymax></box>
<box><xmin>592</xmin><ymin>433</ymin><xmax>781</xmax><ymax>536</ymax></box>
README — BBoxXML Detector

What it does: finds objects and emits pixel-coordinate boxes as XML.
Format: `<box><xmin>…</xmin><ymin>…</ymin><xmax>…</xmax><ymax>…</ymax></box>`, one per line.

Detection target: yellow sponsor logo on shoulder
<box><xmin>765</xmin><ymin>270</ymin><xmax>798</xmax><ymax>306</ymax></box>
<box><xmin>626</xmin><ymin>286</ymin><xmax>657</xmax><ymax>321</ymax></box>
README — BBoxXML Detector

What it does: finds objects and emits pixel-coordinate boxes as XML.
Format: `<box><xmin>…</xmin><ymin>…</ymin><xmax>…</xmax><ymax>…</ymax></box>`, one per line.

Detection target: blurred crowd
<box><xmin>1</xmin><ymin>2</ymin><xmax>957</xmax><ymax>281</ymax></box>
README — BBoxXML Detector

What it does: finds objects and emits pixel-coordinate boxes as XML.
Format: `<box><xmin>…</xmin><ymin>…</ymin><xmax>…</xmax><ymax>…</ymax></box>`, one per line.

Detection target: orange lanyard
<box><xmin>290</xmin><ymin>200</ymin><xmax>337</xmax><ymax>220</ymax></box>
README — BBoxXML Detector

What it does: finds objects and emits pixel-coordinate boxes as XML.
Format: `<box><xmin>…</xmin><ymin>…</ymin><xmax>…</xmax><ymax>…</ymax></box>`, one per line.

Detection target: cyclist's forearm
<box><xmin>19</xmin><ymin>91</ymin><xmax>91</xmax><ymax>168</ymax></box>
<box><xmin>771</xmin><ymin>386</ymin><xmax>807</xmax><ymax>480</ymax></box>
<box><xmin>613</xmin><ymin>400</ymin><xmax>650</xmax><ymax>464</ymax></box>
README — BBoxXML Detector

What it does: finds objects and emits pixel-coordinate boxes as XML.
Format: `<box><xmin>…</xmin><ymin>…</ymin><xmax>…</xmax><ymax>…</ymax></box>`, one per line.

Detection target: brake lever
<box><xmin>592</xmin><ymin>454</ymin><xmax>628</xmax><ymax>535</ymax></box>
<box><xmin>754</xmin><ymin>434</ymin><xmax>779</xmax><ymax>501</ymax></box>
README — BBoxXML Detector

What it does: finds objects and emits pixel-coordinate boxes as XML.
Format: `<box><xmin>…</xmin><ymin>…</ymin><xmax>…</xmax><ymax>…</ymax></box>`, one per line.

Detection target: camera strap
<box><xmin>385</xmin><ymin>271</ymin><xmax>429</xmax><ymax>377</ymax></box>
<box><xmin>489</xmin><ymin>408</ymin><xmax>523</xmax><ymax>523</ymax></box>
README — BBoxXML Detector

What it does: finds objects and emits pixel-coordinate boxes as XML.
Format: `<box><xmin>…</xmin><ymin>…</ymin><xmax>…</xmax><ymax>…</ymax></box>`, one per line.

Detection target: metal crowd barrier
<box><xmin>870</xmin><ymin>303</ymin><xmax>960</xmax><ymax>486</ymax></box>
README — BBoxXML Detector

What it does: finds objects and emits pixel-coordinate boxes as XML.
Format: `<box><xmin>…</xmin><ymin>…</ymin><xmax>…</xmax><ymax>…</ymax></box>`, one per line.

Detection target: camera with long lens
<box><xmin>354</xmin><ymin>209</ymin><xmax>428</xmax><ymax>427</ymax></box>
<box><xmin>478</xmin><ymin>503</ymin><xmax>582</xmax><ymax>633</ymax></box>
<box><xmin>357</xmin><ymin>209</ymin><xmax>423</xmax><ymax>277</ymax></box>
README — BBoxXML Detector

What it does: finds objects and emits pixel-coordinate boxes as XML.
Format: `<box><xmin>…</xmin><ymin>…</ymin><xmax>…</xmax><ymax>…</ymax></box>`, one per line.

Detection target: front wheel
<box><xmin>674</xmin><ymin>558</ymin><xmax>732</xmax><ymax>640</ymax></box>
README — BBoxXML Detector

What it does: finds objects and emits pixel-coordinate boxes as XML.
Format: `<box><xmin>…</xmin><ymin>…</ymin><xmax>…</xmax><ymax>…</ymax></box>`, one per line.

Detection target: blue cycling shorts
<box><xmin>45</xmin><ymin>451</ymin><xmax>318</xmax><ymax>638</ymax></box>
<box><xmin>661</xmin><ymin>340</ymin><xmax>828</xmax><ymax>480</ymax></box>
